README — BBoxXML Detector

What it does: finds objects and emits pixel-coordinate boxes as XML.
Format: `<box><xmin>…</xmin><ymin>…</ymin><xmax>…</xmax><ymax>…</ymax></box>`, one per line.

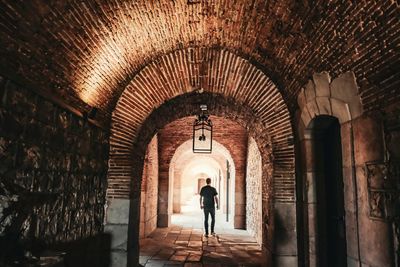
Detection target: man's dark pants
<box><xmin>203</xmin><ymin>207</ymin><xmax>215</xmax><ymax>234</ymax></box>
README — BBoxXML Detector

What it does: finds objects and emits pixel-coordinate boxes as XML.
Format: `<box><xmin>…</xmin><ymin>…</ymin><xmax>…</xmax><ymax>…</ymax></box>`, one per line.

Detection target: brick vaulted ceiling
<box><xmin>0</xmin><ymin>0</ymin><xmax>399</xmax><ymax>125</ymax></box>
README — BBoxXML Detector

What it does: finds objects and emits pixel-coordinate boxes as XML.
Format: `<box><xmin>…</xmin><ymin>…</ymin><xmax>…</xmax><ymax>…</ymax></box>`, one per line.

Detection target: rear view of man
<box><xmin>200</xmin><ymin>178</ymin><xmax>219</xmax><ymax>237</ymax></box>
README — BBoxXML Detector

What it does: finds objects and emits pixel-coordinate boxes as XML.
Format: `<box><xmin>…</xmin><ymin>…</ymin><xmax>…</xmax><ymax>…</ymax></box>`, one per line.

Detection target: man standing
<box><xmin>200</xmin><ymin>178</ymin><xmax>219</xmax><ymax>237</ymax></box>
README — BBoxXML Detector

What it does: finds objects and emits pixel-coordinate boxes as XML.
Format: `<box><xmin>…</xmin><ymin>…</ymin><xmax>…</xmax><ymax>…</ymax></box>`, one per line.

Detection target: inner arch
<box><xmin>169</xmin><ymin>139</ymin><xmax>236</xmax><ymax>225</ymax></box>
<box><xmin>108</xmin><ymin>48</ymin><xmax>294</xmax><ymax>202</ymax></box>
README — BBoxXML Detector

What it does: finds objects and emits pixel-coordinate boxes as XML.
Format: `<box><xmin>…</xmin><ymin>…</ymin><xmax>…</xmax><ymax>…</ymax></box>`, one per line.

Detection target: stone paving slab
<box><xmin>140</xmin><ymin>226</ymin><xmax>262</xmax><ymax>266</ymax></box>
<box><xmin>140</xmin><ymin>208</ymin><xmax>262</xmax><ymax>266</ymax></box>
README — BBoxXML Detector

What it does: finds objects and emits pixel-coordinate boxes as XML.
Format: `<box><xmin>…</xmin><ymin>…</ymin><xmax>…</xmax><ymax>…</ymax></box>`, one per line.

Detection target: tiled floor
<box><xmin>139</xmin><ymin>201</ymin><xmax>262</xmax><ymax>267</ymax></box>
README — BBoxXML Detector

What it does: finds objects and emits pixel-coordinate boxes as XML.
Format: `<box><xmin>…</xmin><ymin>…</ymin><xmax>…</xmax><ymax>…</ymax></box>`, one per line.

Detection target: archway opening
<box><xmin>310</xmin><ymin>115</ymin><xmax>347</xmax><ymax>267</ymax></box>
<box><xmin>169</xmin><ymin>139</ymin><xmax>236</xmax><ymax>230</ymax></box>
<box><xmin>137</xmin><ymin>115</ymin><xmax>267</xmax><ymax>266</ymax></box>
<box><xmin>107</xmin><ymin>91</ymin><xmax>293</xmax><ymax>267</ymax></box>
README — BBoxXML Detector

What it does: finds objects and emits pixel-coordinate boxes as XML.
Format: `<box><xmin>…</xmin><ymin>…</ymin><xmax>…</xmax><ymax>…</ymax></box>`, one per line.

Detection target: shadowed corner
<box><xmin>0</xmin><ymin>187</ymin><xmax>112</xmax><ymax>267</ymax></box>
<box><xmin>0</xmin><ymin>226</ymin><xmax>112</xmax><ymax>267</ymax></box>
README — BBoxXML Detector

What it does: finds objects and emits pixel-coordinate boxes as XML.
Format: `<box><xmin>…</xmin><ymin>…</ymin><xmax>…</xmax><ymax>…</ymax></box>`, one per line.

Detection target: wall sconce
<box><xmin>193</xmin><ymin>104</ymin><xmax>212</xmax><ymax>153</ymax></box>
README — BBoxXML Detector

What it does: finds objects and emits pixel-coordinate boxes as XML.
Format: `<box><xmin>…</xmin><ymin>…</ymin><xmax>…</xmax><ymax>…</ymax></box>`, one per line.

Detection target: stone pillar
<box><xmin>157</xmin><ymin>177</ymin><xmax>171</xmax><ymax>227</ymax></box>
<box><xmin>157</xmin><ymin>138</ymin><xmax>173</xmax><ymax>227</ymax></box>
<box><xmin>157</xmin><ymin>151</ymin><xmax>172</xmax><ymax>227</ymax></box>
<box><xmin>246</xmin><ymin>137</ymin><xmax>263</xmax><ymax>244</ymax></box>
<box><xmin>272</xmin><ymin>201</ymin><xmax>298</xmax><ymax>266</ymax></box>
<box><xmin>234</xmin><ymin>160</ymin><xmax>246</xmax><ymax>229</ymax></box>
<box><xmin>340</xmin><ymin>121</ymin><xmax>361</xmax><ymax>266</ymax></box>
<box><xmin>301</xmin><ymin>134</ymin><xmax>319</xmax><ymax>267</ymax></box>
<box><xmin>127</xmin><ymin>197</ymin><xmax>141</xmax><ymax>267</ymax></box>
<box><xmin>104</xmin><ymin>198</ymin><xmax>130</xmax><ymax>267</ymax></box>
<box><xmin>173</xmin><ymin>168</ymin><xmax>181</xmax><ymax>213</ymax></box>
<box><xmin>234</xmin><ymin>193</ymin><xmax>246</xmax><ymax>229</ymax></box>
<box><xmin>140</xmin><ymin>135</ymin><xmax>159</xmax><ymax>238</ymax></box>
<box><xmin>300</xmin><ymin>133</ymin><xmax>318</xmax><ymax>267</ymax></box>
<box><xmin>352</xmin><ymin>114</ymin><xmax>395</xmax><ymax>267</ymax></box>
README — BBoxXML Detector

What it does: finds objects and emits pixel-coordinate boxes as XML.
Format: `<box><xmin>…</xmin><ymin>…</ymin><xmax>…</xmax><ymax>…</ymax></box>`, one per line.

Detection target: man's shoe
<box><xmin>204</xmin><ymin>233</ymin><xmax>209</xmax><ymax>238</ymax></box>
<box><xmin>211</xmin><ymin>232</ymin><xmax>216</xmax><ymax>236</ymax></box>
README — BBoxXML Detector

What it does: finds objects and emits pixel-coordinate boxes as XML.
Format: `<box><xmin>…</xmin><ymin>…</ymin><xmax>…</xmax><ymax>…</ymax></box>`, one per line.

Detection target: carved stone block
<box><xmin>365</xmin><ymin>161</ymin><xmax>398</xmax><ymax>220</ymax></box>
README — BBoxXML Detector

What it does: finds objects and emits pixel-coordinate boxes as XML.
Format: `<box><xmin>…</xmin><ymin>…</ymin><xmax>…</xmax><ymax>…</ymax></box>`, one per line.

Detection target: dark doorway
<box><xmin>311</xmin><ymin>116</ymin><xmax>347</xmax><ymax>267</ymax></box>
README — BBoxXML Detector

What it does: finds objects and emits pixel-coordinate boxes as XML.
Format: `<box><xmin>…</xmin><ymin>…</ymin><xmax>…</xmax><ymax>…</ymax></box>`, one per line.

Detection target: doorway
<box><xmin>311</xmin><ymin>116</ymin><xmax>347</xmax><ymax>267</ymax></box>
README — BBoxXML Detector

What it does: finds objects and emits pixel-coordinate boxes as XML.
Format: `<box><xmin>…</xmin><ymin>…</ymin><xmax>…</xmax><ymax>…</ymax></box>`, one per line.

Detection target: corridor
<box><xmin>0</xmin><ymin>1</ymin><xmax>399</xmax><ymax>267</ymax></box>
<box><xmin>139</xmin><ymin>200</ymin><xmax>262</xmax><ymax>267</ymax></box>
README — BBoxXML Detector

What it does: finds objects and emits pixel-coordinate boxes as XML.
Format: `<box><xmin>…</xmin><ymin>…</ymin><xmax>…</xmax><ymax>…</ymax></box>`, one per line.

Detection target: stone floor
<box><xmin>139</xmin><ymin>201</ymin><xmax>262</xmax><ymax>267</ymax></box>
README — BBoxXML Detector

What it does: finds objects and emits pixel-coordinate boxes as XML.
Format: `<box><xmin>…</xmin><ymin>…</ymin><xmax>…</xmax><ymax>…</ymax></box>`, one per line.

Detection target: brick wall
<box><xmin>246</xmin><ymin>137</ymin><xmax>263</xmax><ymax>245</ymax></box>
<box><xmin>0</xmin><ymin>76</ymin><xmax>109</xmax><ymax>263</ymax></box>
<box><xmin>140</xmin><ymin>135</ymin><xmax>158</xmax><ymax>238</ymax></box>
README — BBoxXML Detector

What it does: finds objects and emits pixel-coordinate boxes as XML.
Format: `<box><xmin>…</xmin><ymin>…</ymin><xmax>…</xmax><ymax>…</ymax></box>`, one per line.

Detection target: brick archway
<box><xmin>133</xmin><ymin>93</ymin><xmax>273</xmax><ymax>265</ymax></box>
<box><xmin>107</xmin><ymin>48</ymin><xmax>296</xmax><ymax>267</ymax></box>
<box><xmin>106</xmin><ymin>92</ymin><xmax>296</xmax><ymax>266</ymax></box>
<box><xmin>108</xmin><ymin>47</ymin><xmax>295</xmax><ymax>202</ymax></box>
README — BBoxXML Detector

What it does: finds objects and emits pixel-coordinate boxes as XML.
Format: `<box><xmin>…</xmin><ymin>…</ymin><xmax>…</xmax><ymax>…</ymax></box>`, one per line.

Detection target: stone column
<box><xmin>340</xmin><ymin>121</ymin><xmax>362</xmax><ymax>266</ymax></box>
<box><xmin>173</xmin><ymin>168</ymin><xmax>181</xmax><ymax>213</ymax></box>
<box><xmin>157</xmin><ymin>139</ymin><xmax>172</xmax><ymax>227</ymax></box>
<box><xmin>301</xmin><ymin>134</ymin><xmax>319</xmax><ymax>267</ymax></box>
<box><xmin>234</xmin><ymin>164</ymin><xmax>246</xmax><ymax>229</ymax></box>
<box><xmin>272</xmin><ymin>201</ymin><xmax>298</xmax><ymax>266</ymax></box>
<box><xmin>157</xmin><ymin>174</ymin><xmax>171</xmax><ymax>227</ymax></box>
<box><xmin>104</xmin><ymin>198</ymin><xmax>131</xmax><ymax>267</ymax></box>
<box><xmin>127</xmin><ymin>196</ymin><xmax>141</xmax><ymax>267</ymax></box>
<box><xmin>352</xmin><ymin>114</ymin><xmax>395</xmax><ymax>267</ymax></box>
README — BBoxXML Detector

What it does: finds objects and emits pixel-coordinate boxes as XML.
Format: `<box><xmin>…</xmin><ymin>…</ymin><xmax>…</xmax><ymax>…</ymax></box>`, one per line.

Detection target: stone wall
<box><xmin>347</xmin><ymin>112</ymin><xmax>396</xmax><ymax>267</ymax></box>
<box><xmin>246</xmin><ymin>137</ymin><xmax>263</xmax><ymax>245</ymax></box>
<box><xmin>383</xmin><ymin>105</ymin><xmax>400</xmax><ymax>266</ymax></box>
<box><xmin>0</xmin><ymin>77</ymin><xmax>109</xmax><ymax>265</ymax></box>
<box><xmin>297</xmin><ymin>71</ymin><xmax>400</xmax><ymax>267</ymax></box>
<box><xmin>140</xmin><ymin>135</ymin><xmax>158</xmax><ymax>238</ymax></box>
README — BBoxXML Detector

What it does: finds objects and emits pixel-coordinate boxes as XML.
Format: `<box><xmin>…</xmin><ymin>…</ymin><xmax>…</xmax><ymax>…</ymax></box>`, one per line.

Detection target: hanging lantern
<box><xmin>193</xmin><ymin>105</ymin><xmax>212</xmax><ymax>153</ymax></box>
